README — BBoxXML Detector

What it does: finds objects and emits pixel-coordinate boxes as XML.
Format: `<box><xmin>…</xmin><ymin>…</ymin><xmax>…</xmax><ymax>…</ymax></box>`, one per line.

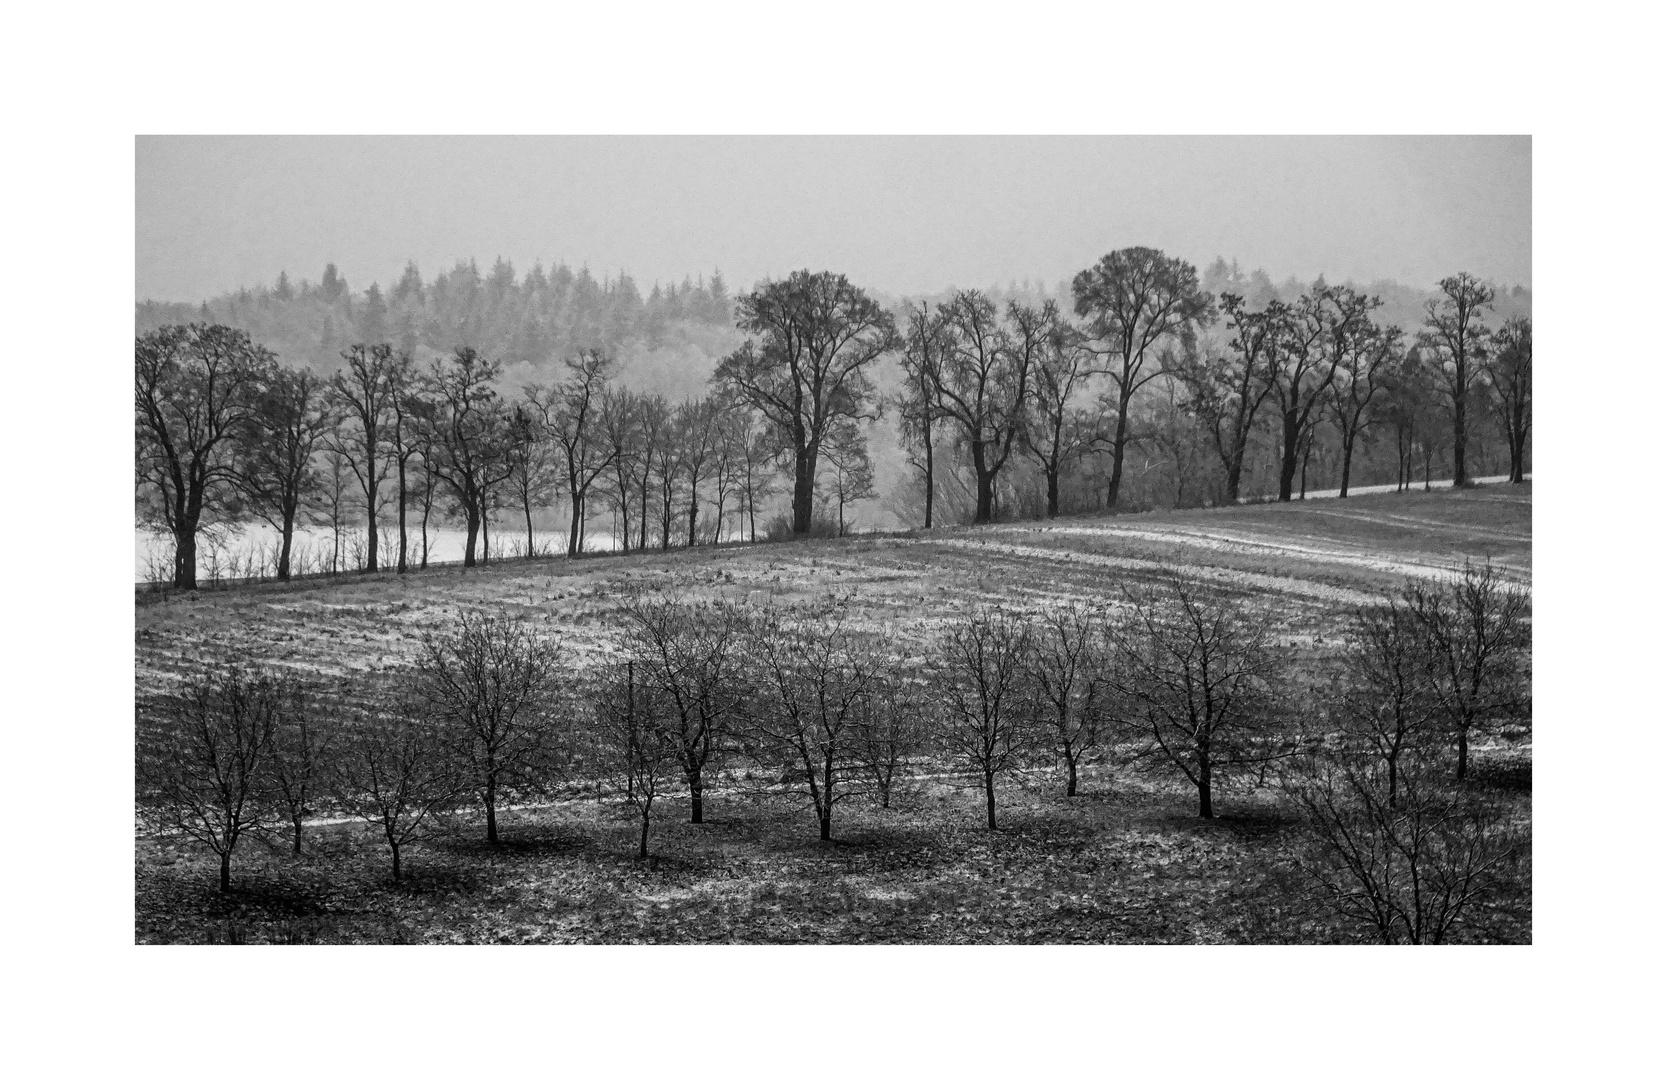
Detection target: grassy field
<box><xmin>135</xmin><ymin>482</ymin><xmax>1532</xmax><ymax>944</ymax></box>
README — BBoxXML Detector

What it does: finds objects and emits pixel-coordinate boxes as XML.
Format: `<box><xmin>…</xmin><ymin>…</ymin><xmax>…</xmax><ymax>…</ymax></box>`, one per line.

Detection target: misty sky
<box><xmin>137</xmin><ymin>135</ymin><xmax>1529</xmax><ymax>302</ymax></box>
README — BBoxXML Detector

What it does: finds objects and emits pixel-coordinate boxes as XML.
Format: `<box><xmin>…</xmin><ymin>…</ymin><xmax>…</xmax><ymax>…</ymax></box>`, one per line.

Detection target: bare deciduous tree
<box><xmin>267</xmin><ymin>679</ymin><xmax>333</xmax><ymax>854</ymax></box>
<box><xmin>1071</xmin><ymin>248</ymin><xmax>1213</xmax><ymax>509</ymax></box>
<box><xmin>416</xmin><ymin>614</ymin><xmax>563</xmax><ymax>843</ymax></box>
<box><xmin>331</xmin><ymin>343</ymin><xmax>401</xmax><ymax>572</ymax></box>
<box><xmin>596</xmin><ymin>660</ymin><xmax>682</xmax><ymax>858</ymax></box>
<box><xmin>934</xmin><ymin>608</ymin><xmax>1034</xmax><ymax>829</ymax></box>
<box><xmin>621</xmin><ymin>595</ymin><xmax>751</xmax><ymax>823</ymax></box>
<box><xmin>235</xmin><ymin>366</ymin><xmax>337</xmax><ymax>580</ymax></box>
<box><xmin>135</xmin><ymin>323</ymin><xmax>276</xmax><ymax>590</ymax></box>
<box><xmin>333</xmin><ymin>706</ymin><xmax>462</xmax><ymax>881</ymax></box>
<box><xmin>1404</xmin><ymin>563</ymin><xmax>1531</xmax><ymax>780</ymax></box>
<box><xmin>1025</xmin><ymin>604</ymin><xmax>1109</xmax><ymax>797</ymax></box>
<box><xmin>137</xmin><ymin>664</ymin><xmax>283</xmax><ymax>891</ymax></box>
<box><xmin>1418</xmin><ymin>272</ymin><xmax>1495</xmax><ymax>488</ymax></box>
<box><xmin>745</xmin><ymin>602</ymin><xmax>890</xmax><ymax>840</ymax></box>
<box><xmin>716</xmin><ymin>270</ymin><xmax>899</xmax><ymax>535</ymax></box>
<box><xmin>1109</xmin><ymin>577</ymin><xmax>1281</xmax><ymax>818</ymax></box>
<box><xmin>1486</xmin><ymin>316</ymin><xmax>1531</xmax><ymax>484</ymax></box>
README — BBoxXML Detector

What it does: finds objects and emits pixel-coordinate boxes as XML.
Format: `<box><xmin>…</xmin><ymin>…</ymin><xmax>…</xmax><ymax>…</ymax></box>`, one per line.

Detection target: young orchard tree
<box><xmin>266</xmin><ymin>678</ymin><xmax>334</xmax><ymax>854</ymax></box>
<box><xmin>1284</xmin><ymin>733</ymin><xmax>1525</xmax><ymax>944</ymax></box>
<box><xmin>928</xmin><ymin>293</ymin><xmax>1047</xmax><ymax>524</ymax></box>
<box><xmin>1071</xmin><ymin>248</ymin><xmax>1214</xmax><ymax>509</ymax></box>
<box><xmin>135</xmin><ymin>323</ymin><xmax>276</xmax><ymax>589</ymax></box>
<box><xmin>1178</xmin><ymin>294</ymin><xmax>1282</xmax><ymax>503</ymax></box>
<box><xmin>1267</xmin><ymin>284</ymin><xmax>1372</xmax><ymax>502</ymax></box>
<box><xmin>1328</xmin><ymin>318</ymin><xmax>1403</xmax><ymax>498</ymax></box>
<box><xmin>933</xmin><ymin>607</ymin><xmax>1035</xmax><ymax>830</ymax></box>
<box><xmin>895</xmin><ymin>300</ymin><xmax>949</xmax><ymax>528</ymax></box>
<box><xmin>1109</xmin><ymin>577</ymin><xmax>1281</xmax><ymax>818</ymax></box>
<box><xmin>1025</xmin><ymin>604</ymin><xmax>1110</xmax><ymax>797</ymax></box>
<box><xmin>415</xmin><ymin>614</ymin><xmax>563</xmax><ymax>843</ymax></box>
<box><xmin>622</xmin><ymin>595</ymin><xmax>751</xmax><ymax>823</ymax></box>
<box><xmin>234</xmin><ymin>366</ymin><xmax>337</xmax><ymax>581</ymax></box>
<box><xmin>596</xmin><ymin>660</ymin><xmax>682</xmax><ymax>858</ymax></box>
<box><xmin>137</xmin><ymin>664</ymin><xmax>284</xmax><ymax>892</ymax></box>
<box><xmin>333</xmin><ymin>706</ymin><xmax>463</xmax><ymax>882</ymax></box>
<box><xmin>1486</xmin><ymin>317</ymin><xmax>1531</xmax><ymax>483</ymax></box>
<box><xmin>1023</xmin><ymin>323</ymin><xmax>1100</xmax><ymax>518</ymax></box>
<box><xmin>745</xmin><ymin>602</ymin><xmax>891</xmax><ymax>841</ymax></box>
<box><xmin>1404</xmin><ymin>563</ymin><xmax>1531</xmax><ymax>781</ymax></box>
<box><xmin>854</xmin><ymin>668</ymin><xmax>926</xmax><ymax>810</ymax></box>
<box><xmin>330</xmin><ymin>343</ymin><xmax>401</xmax><ymax>572</ymax></box>
<box><xmin>715</xmin><ymin>270</ymin><xmax>900</xmax><ymax>535</ymax></box>
<box><xmin>1419</xmin><ymin>272</ymin><xmax>1495</xmax><ymax>487</ymax></box>
<box><xmin>1332</xmin><ymin>599</ymin><xmax>1442</xmax><ymax>810</ymax></box>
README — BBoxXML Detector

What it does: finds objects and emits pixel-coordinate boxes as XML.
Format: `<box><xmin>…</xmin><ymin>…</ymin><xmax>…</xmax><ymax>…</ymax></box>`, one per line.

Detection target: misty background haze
<box><xmin>138</xmin><ymin>135</ymin><xmax>1529</xmax><ymax>304</ymax></box>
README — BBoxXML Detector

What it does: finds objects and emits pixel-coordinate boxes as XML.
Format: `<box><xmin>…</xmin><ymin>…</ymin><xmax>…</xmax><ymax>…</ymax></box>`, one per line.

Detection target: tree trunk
<box><xmin>687</xmin><ymin>768</ymin><xmax>704</xmax><ymax>824</ymax></box>
<box><xmin>923</xmin><ymin>433</ymin><xmax>935</xmax><ymax>529</ymax></box>
<box><xmin>278</xmin><ymin>516</ymin><xmax>294</xmax><ymax>581</ymax></box>
<box><xmin>391</xmin><ymin>839</ymin><xmax>402</xmax><ymax>882</ymax></box>
<box><xmin>819</xmin><ymin>810</ymin><xmax>832</xmax><ymax>842</ymax></box>
<box><xmin>687</xmin><ymin>486</ymin><xmax>700</xmax><ymax>547</ymax></box>
<box><xmin>1455</xmin><ymin>727</ymin><xmax>1469</xmax><ymax>781</ymax></box>
<box><xmin>291</xmin><ymin>815</ymin><xmax>303</xmax><ymax>855</ymax></box>
<box><xmin>1338</xmin><ymin>429</ymin><xmax>1356</xmax><ymax>498</ymax></box>
<box><xmin>1066</xmin><ymin>754</ymin><xmax>1078</xmax><ymax>797</ymax></box>
<box><xmin>984</xmin><ymin>769</ymin><xmax>998</xmax><ymax>830</ymax></box>
<box><xmin>365</xmin><ymin>468</ymin><xmax>379</xmax><ymax>573</ymax></box>
<box><xmin>219</xmin><ymin>847</ymin><xmax>231</xmax><ymax>893</ymax></box>
<box><xmin>1277</xmin><ymin>414</ymin><xmax>1300</xmax><ymax>502</ymax></box>
<box><xmin>1107</xmin><ymin>398</ymin><xmax>1131</xmax><ymax>510</ymax></box>
<box><xmin>174</xmin><ymin>527</ymin><xmax>199</xmax><ymax>591</ymax></box>
<box><xmin>568</xmin><ymin>488</ymin><xmax>583</xmax><ymax>559</ymax></box>
<box><xmin>463</xmin><ymin>503</ymin><xmax>480</xmax><ymax>567</ymax></box>
<box><xmin>1452</xmin><ymin>374</ymin><xmax>1469</xmax><ymax>487</ymax></box>
<box><xmin>1046</xmin><ymin>464</ymin><xmax>1060</xmax><ymax>518</ymax></box>
<box><xmin>792</xmin><ymin>447</ymin><xmax>817</xmax><ymax>534</ymax></box>
<box><xmin>397</xmin><ymin>456</ymin><xmax>409</xmax><ymax>574</ymax></box>
<box><xmin>1197</xmin><ymin>755</ymin><xmax>1214</xmax><ymax>818</ymax></box>
<box><xmin>638</xmin><ymin>812</ymin><xmax>651</xmax><ymax>859</ymax></box>
<box><xmin>484</xmin><ymin>778</ymin><xmax>499</xmax><ymax>844</ymax></box>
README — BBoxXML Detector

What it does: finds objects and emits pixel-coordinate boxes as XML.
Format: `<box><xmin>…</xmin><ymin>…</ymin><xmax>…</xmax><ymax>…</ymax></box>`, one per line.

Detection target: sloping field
<box><xmin>135</xmin><ymin>483</ymin><xmax>1530</xmax><ymax>695</ymax></box>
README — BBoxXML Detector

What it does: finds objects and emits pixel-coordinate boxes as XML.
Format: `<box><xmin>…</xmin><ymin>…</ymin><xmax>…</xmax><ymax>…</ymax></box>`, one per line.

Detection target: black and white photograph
<box><xmin>131</xmin><ymin>134</ymin><xmax>1535</xmax><ymax>947</ymax></box>
<box><xmin>10</xmin><ymin>4</ymin><xmax>1661</xmax><ymax>1074</ymax></box>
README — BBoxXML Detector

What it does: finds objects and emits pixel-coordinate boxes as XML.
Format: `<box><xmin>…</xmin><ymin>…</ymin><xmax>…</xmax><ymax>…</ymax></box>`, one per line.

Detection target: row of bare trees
<box><xmin>137</xmin><ymin>320</ymin><xmax>878</xmax><ymax>589</ymax></box>
<box><xmin>892</xmin><ymin>257</ymin><xmax>1532</xmax><ymax>525</ymax></box>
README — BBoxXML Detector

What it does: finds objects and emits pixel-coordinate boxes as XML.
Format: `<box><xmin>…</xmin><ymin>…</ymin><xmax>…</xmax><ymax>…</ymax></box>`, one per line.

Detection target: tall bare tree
<box><xmin>331</xmin><ymin>343</ymin><xmax>400</xmax><ymax>572</ymax></box>
<box><xmin>1179</xmin><ymin>294</ymin><xmax>1282</xmax><ymax>503</ymax></box>
<box><xmin>135</xmin><ymin>323</ymin><xmax>276</xmax><ymax>589</ymax></box>
<box><xmin>1023</xmin><ymin>322</ymin><xmax>1099</xmax><ymax>518</ymax></box>
<box><xmin>1418</xmin><ymin>272</ymin><xmax>1495</xmax><ymax>488</ymax></box>
<box><xmin>1328</xmin><ymin>316</ymin><xmax>1402</xmax><ymax>498</ymax></box>
<box><xmin>415</xmin><ymin>346</ymin><xmax>512</xmax><ymax>567</ymax></box>
<box><xmin>928</xmin><ymin>293</ymin><xmax>1045</xmax><ymax>523</ymax></box>
<box><xmin>529</xmin><ymin>349</ymin><xmax>618</xmax><ymax>558</ymax></box>
<box><xmin>1071</xmin><ymin>248</ymin><xmax>1213</xmax><ymax>509</ymax></box>
<box><xmin>1267</xmin><ymin>284</ymin><xmax>1370</xmax><ymax>502</ymax></box>
<box><xmin>716</xmin><ymin>270</ymin><xmax>899</xmax><ymax>535</ymax></box>
<box><xmin>1485</xmin><ymin>317</ymin><xmax>1531</xmax><ymax>484</ymax></box>
<box><xmin>235</xmin><ymin>366</ymin><xmax>337</xmax><ymax>580</ymax></box>
<box><xmin>895</xmin><ymin>300</ymin><xmax>949</xmax><ymax>528</ymax></box>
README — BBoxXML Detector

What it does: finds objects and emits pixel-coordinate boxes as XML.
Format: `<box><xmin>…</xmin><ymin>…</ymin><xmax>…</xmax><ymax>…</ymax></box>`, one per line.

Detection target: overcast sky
<box><xmin>137</xmin><ymin>135</ymin><xmax>1529</xmax><ymax>302</ymax></box>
